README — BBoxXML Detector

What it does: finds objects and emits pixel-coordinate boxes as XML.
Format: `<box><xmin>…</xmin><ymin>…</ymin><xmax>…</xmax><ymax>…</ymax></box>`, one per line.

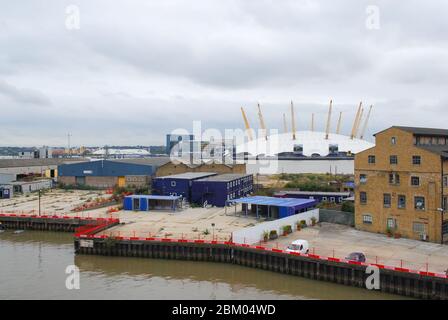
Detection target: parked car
<box><xmin>285</xmin><ymin>240</ymin><xmax>309</xmax><ymax>254</ymax></box>
<box><xmin>345</xmin><ymin>252</ymin><xmax>366</xmax><ymax>263</ymax></box>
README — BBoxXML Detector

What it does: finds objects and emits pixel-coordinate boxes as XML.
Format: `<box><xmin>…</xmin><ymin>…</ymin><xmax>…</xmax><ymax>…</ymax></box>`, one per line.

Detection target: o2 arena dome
<box><xmin>236</xmin><ymin>101</ymin><xmax>375</xmax><ymax>157</ymax></box>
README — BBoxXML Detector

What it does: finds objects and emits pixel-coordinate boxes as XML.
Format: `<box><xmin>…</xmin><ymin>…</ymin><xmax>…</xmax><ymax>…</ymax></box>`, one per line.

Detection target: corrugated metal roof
<box><xmin>231</xmin><ymin>196</ymin><xmax>316</xmax><ymax>207</ymax></box>
<box><xmin>156</xmin><ymin>172</ymin><xmax>217</xmax><ymax>180</ymax></box>
<box><xmin>0</xmin><ymin>158</ymin><xmax>87</xmax><ymax>168</ymax></box>
<box><xmin>111</xmin><ymin>157</ymin><xmax>171</xmax><ymax>167</ymax></box>
<box><xmin>195</xmin><ymin>173</ymin><xmax>252</xmax><ymax>182</ymax></box>
<box><xmin>125</xmin><ymin>195</ymin><xmax>182</xmax><ymax>200</ymax></box>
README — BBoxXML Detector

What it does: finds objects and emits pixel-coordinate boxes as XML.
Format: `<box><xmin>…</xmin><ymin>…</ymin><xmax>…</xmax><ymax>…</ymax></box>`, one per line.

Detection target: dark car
<box><xmin>345</xmin><ymin>252</ymin><xmax>366</xmax><ymax>263</ymax></box>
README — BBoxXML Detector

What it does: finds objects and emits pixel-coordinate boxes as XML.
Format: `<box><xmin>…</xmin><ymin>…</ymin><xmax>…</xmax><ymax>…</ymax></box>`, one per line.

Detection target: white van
<box><xmin>285</xmin><ymin>239</ymin><xmax>310</xmax><ymax>254</ymax></box>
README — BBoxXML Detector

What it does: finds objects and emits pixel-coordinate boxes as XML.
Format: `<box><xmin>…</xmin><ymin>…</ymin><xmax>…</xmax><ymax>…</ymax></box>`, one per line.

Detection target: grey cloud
<box><xmin>0</xmin><ymin>80</ymin><xmax>52</xmax><ymax>106</ymax></box>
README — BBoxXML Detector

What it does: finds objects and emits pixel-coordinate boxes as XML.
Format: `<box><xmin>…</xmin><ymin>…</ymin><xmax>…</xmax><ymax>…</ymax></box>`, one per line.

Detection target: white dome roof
<box><xmin>236</xmin><ymin>131</ymin><xmax>374</xmax><ymax>157</ymax></box>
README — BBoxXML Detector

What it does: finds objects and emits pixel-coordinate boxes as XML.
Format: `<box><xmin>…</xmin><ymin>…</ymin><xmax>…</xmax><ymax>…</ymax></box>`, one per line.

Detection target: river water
<box><xmin>0</xmin><ymin>231</ymin><xmax>405</xmax><ymax>300</ymax></box>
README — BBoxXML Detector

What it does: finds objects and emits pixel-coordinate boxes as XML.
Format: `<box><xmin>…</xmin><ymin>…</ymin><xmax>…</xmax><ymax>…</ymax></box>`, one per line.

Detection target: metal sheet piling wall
<box><xmin>75</xmin><ymin>237</ymin><xmax>448</xmax><ymax>300</ymax></box>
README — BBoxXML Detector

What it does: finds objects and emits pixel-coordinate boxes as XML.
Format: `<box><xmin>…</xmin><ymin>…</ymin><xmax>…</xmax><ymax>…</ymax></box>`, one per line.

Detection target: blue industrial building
<box><xmin>274</xmin><ymin>191</ymin><xmax>351</xmax><ymax>204</ymax></box>
<box><xmin>123</xmin><ymin>195</ymin><xmax>183</xmax><ymax>212</ymax></box>
<box><xmin>231</xmin><ymin>196</ymin><xmax>317</xmax><ymax>219</ymax></box>
<box><xmin>191</xmin><ymin>174</ymin><xmax>253</xmax><ymax>207</ymax></box>
<box><xmin>152</xmin><ymin>172</ymin><xmax>217</xmax><ymax>200</ymax></box>
<box><xmin>58</xmin><ymin>158</ymin><xmax>170</xmax><ymax>188</ymax></box>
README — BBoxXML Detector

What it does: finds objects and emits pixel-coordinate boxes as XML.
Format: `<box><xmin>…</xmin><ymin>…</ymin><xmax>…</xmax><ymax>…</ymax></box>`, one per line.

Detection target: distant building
<box><xmin>155</xmin><ymin>160</ymin><xmax>246</xmax><ymax>177</ymax></box>
<box><xmin>166</xmin><ymin>134</ymin><xmax>195</xmax><ymax>156</ymax></box>
<box><xmin>274</xmin><ymin>191</ymin><xmax>351</xmax><ymax>204</ymax></box>
<box><xmin>355</xmin><ymin>126</ymin><xmax>448</xmax><ymax>243</ymax></box>
<box><xmin>58</xmin><ymin>158</ymin><xmax>170</xmax><ymax>188</ymax></box>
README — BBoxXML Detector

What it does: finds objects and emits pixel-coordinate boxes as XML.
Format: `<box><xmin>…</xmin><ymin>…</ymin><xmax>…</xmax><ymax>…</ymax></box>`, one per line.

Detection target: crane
<box><xmin>336</xmin><ymin>112</ymin><xmax>342</xmax><ymax>135</ymax></box>
<box><xmin>257</xmin><ymin>103</ymin><xmax>268</xmax><ymax>140</ymax></box>
<box><xmin>325</xmin><ymin>99</ymin><xmax>333</xmax><ymax>140</ymax></box>
<box><xmin>240</xmin><ymin>107</ymin><xmax>253</xmax><ymax>141</ymax></box>
<box><xmin>360</xmin><ymin>105</ymin><xmax>373</xmax><ymax>140</ymax></box>
<box><xmin>351</xmin><ymin>102</ymin><xmax>362</xmax><ymax>139</ymax></box>
<box><xmin>291</xmin><ymin>100</ymin><xmax>297</xmax><ymax>140</ymax></box>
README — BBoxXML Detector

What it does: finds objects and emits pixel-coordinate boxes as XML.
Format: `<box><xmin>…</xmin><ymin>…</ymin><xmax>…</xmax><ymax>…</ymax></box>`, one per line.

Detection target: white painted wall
<box><xmin>232</xmin><ymin>209</ymin><xmax>319</xmax><ymax>244</ymax></box>
<box><xmin>246</xmin><ymin>159</ymin><xmax>354</xmax><ymax>175</ymax></box>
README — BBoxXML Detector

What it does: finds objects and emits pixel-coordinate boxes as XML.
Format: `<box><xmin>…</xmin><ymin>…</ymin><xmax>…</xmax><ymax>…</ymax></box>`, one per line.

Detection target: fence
<box><xmin>319</xmin><ymin>209</ymin><xmax>354</xmax><ymax>226</ymax></box>
<box><xmin>232</xmin><ymin>209</ymin><xmax>319</xmax><ymax>244</ymax></box>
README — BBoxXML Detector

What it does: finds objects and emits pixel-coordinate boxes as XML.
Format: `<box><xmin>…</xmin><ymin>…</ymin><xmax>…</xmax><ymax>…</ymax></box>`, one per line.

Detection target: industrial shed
<box><xmin>152</xmin><ymin>172</ymin><xmax>217</xmax><ymax>201</ymax></box>
<box><xmin>230</xmin><ymin>196</ymin><xmax>317</xmax><ymax>219</ymax></box>
<box><xmin>123</xmin><ymin>195</ymin><xmax>183</xmax><ymax>212</ymax></box>
<box><xmin>11</xmin><ymin>179</ymin><xmax>53</xmax><ymax>194</ymax></box>
<box><xmin>58</xmin><ymin>158</ymin><xmax>170</xmax><ymax>188</ymax></box>
<box><xmin>191</xmin><ymin>174</ymin><xmax>253</xmax><ymax>207</ymax></box>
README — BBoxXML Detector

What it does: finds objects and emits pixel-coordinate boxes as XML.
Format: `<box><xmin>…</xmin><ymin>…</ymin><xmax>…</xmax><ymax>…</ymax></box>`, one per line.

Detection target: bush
<box><xmin>311</xmin><ymin>217</ymin><xmax>317</xmax><ymax>226</ymax></box>
<box><xmin>269</xmin><ymin>230</ymin><xmax>278</xmax><ymax>240</ymax></box>
<box><xmin>282</xmin><ymin>225</ymin><xmax>292</xmax><ymax>235</ymax></box>
<box><xmin>300</xmin><ymin>220</ymin><xmax>307</xmax><ymax>228</ymax></box>
<box><xmin>341</xmin><ymin>201</ymin><xmax>355</xmax><ymax>213</ymax></box>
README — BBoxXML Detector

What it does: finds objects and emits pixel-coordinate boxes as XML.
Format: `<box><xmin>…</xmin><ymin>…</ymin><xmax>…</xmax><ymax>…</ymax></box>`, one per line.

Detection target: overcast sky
<box><xmin>0</xmin><ymin>0</ymin><xmax>447</xmax><ymax>147</ymax></box>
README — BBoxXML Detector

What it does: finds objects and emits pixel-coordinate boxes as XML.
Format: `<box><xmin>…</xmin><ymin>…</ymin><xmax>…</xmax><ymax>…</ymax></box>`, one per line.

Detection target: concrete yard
<box><xmin>264</xmin><ymin>222</ymin><xmax>448</xmax><ymax>274</ymax></box>
<box><xmin>0</xmin><ymin>189</ymin><xmax>111</xmax><ymax>215</ymax></box>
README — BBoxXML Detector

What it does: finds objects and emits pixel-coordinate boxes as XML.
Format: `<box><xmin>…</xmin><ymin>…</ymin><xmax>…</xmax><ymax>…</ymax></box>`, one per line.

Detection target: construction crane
<box><xmin>350</xmin><ymin>102</ymin><xmax>362</xmax><ymax>139</ymax></box>
<box><xmin>325</xmin><ymin>99</ymin><xmax>333</xmax><ymax>140</ymax></box>
<box><xmin>336</xmin><ymin>112</ymin><xmax>342</xmax><ymax>135</ymax></box>
<box><xmin>354</xmin><ymin>107</ymin><xmax>364</xmax><ymax>138</ymax></box>
<box><xmin>360</xmin><ymin>105</ymin><xmax>373</xmax><ymax>140</ymax></box>
<box><xmin>240</xmin><ymin>107</ymin><xmax>253</xmax><ymax>141</ymax></box>
<box><xmin>290</xmin><ymin>100</ymin><xmax>297</xmax><ymax>140</ymax></box>
<box><xmin>257</xmin><ymin>103</ymin><xmax>268</xmax><ymax>140</ymax></box>
<box><xmin>283</xmin><ymin>113</ymin><xmax>288</xmax><ymax>134</ymax></box>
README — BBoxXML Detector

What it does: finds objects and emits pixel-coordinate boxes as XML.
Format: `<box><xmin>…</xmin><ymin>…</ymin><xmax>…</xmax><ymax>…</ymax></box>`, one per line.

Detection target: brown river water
<box><xmin>0</xmin><ymin>230</ymin><xmax>407</xmax><ymax>300</ymax></box>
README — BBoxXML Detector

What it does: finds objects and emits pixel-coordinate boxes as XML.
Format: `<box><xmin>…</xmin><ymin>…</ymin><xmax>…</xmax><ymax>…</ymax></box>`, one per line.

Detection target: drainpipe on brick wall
<box><xmin>441</xmin><ymin>157</ymin><xmax>445</xmax><ymax>245</ymax></box>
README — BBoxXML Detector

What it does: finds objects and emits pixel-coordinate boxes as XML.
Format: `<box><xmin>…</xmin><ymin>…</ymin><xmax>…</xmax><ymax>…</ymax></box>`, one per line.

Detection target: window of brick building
<box><xmin>412</xmin><ymin>155</ymin><xmax>421</xmax><ymax>165</ymax></box>
<box><xmin>383</xmin><ymin>194</ymin><xmax>391</xmax><ymax>208</ymax></box>
<box><xmin>398</xmin><ymin>195</ymin><xmax>406</xmax><ymax>209</ymax></box>
<box><xmin>414</xmin><ymin>196</ymin><xmax>425</xmax><ymax>210</ymax></box>
<box><xmin>363</xmin><ymin>215</ymin><xmax>373</xmax><ymax>224</ymax></box>
<box><xmin>390</xmin><ymin>155</ymin><xmax>398</xmax><ymax>165</ymax></box>
<box><xmin>389</xmin><ymin>173</ymin><xmax>400</xmax><ymax>185</ymax></box>
<box><xmin>360</xmin><ymin>174</ymin><xmax>367</xmax><ymax>184</ymax></box>
<box><xmin>387</xmin><ymin>218</ymin><xmax>397</xmax><ymax>229</ymax></box>
<box><xmin>413</xmin><ymin>222</ymin><xmax>426</xmax><ymax>234</ymax></box>
<box><xmin>411</xmin><ymin>176</ymin><xmax>420</xmax><ymax>186</ymax></box>
<box><xmin>368</xmin><ymin>155</ymin><xmax>376</xmax><ymax>164</ymax></box>
<box><xmin>360</xmin><ymin>192</ymin><xmax>367</xmax><ymax>204</ymax></box>
<box><xmin>391</xmin><ymin>137</ymin><xmax>397</xmax><ymax>145</ymax></box>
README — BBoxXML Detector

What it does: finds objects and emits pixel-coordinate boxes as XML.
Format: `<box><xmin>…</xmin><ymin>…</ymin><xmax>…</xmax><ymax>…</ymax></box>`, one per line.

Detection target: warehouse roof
<box><xmin>124</xmin><ymin>194</ymin><xmax>182</xmax><ymax>200</ymax></box>
<box><xmin>155</xmin><ymin>172</ymin><xmax>217</xmax><ymax>180</ymax></box>
<box><xmin>231</xmin><ymin>196</ymin><xmax>317</xmax><ymax>208</ymax></box>
<box><xmin>195</xmin><ymin>173</ymin><xmax>252</xmax><ymax>182</ymax></box>
<box><xmin>111</xmin><ymin>157</ymin><xmax>171</xmax><ymax>167</ymax></box>
<box><xmin>275</xmin><ymin>190</ymin><xmax>351</xmax><ymax>197</ymax></box>
<box><xmin>0</xmin><ymin>158</ymin><xmax>87</xmax><ymax>169</ymax></box>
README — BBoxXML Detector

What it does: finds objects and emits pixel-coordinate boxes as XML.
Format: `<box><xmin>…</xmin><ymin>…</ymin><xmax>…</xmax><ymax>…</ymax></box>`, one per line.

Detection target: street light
<box><xmin>437</xmin><ymin>207</ymin><xmax>445</xmax><ymax>245</ymax></box>
<box><xmin>211</xmin><ymin>223</ymin><xmax>215</xmax><ymax>241</ymax></box>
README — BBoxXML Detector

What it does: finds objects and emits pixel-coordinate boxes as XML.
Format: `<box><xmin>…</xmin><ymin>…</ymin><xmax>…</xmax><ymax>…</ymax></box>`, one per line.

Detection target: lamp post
<box><xmin>38</xmin><ymin>190</ymin><xmax>41</xmax><ymax>216</ymax></box>
<box><xmin>211</xmin><ymin>223</ymin><xmax>215</xmax><ymax>241</ymax></box>
<box><xmin>437</xmin><ymin>207</ymin><xmax>445</xmax><ymax>244</ymax></box>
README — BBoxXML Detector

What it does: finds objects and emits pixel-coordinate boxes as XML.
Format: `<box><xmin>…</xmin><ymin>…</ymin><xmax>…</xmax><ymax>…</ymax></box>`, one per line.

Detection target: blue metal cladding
<box><xmin>276</xmin><ymin>192</ymin><xmax>349</xmax><ymax>204</ymax></box>
<box><xmin>191</xmin><ymin>175</ymin><xmax>254</xmax><ymax>207</ymax></box>
<box><xmin>123</xmin><ymin>197</ymin><xmax>132</xmax><ymax>210</ymax></box>
<box><xmin>140</xmin><ymin>198</ymin><xmax>148</xmax><ymax>211</ymax></box>
<box><xmin>58</xmin><ymin>160</ymin><xmax>155</xmax><ymax>177</ymax></box>
<box><xmin>152</xmin><ymin>178</ymin><xmax>192</xmax><ymax>199</ymax></box>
